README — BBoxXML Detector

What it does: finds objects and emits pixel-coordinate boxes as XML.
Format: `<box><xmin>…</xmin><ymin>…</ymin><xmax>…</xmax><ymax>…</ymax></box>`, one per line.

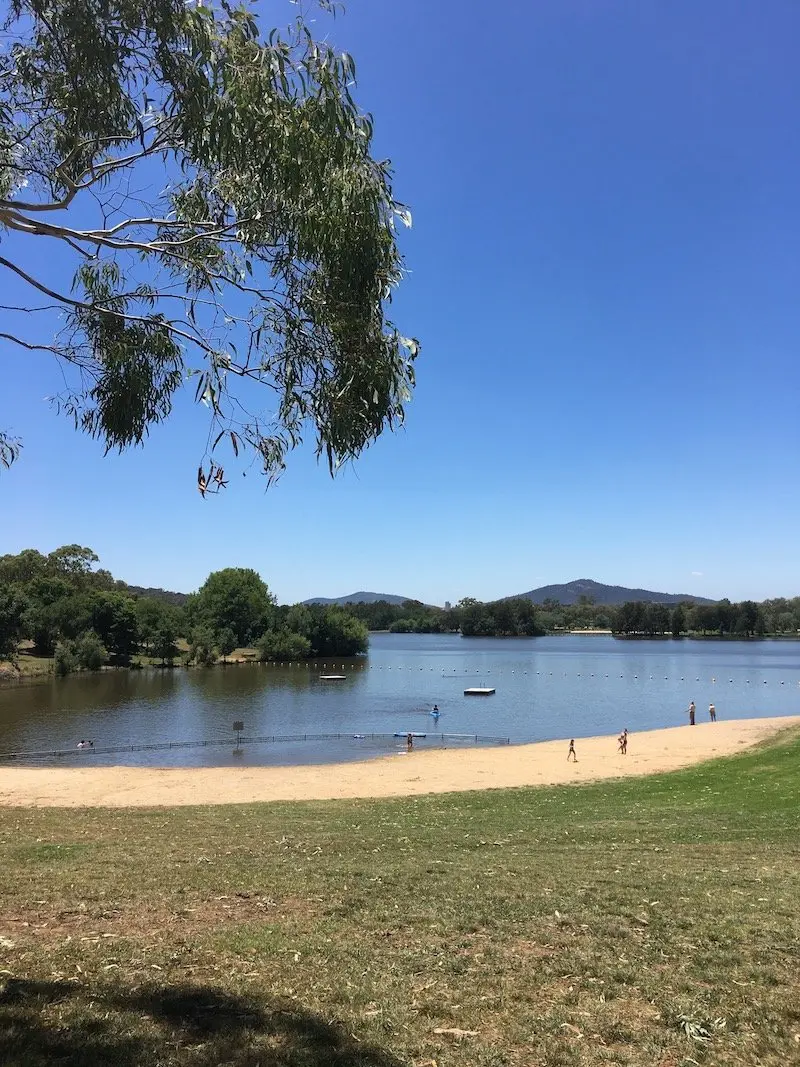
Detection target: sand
<box><xmin>0</xmin><ymin>716</ymin><xmax>796</xmax><ymax>808</ymax></box>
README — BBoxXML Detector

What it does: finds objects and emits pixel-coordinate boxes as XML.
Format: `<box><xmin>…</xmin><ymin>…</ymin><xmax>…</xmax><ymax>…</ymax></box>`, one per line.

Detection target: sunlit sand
<box><xmin>0</xmin><ymin>716</ymin><xmax>796</xmax><ymax>808</ymax></box>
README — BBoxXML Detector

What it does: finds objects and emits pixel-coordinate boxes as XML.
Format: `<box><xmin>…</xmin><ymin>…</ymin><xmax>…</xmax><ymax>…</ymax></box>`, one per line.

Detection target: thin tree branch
<box><xmin>0</xmin><ymin>206</ymin><xmax>244</xmax><ymax>257</ymax></box>
<box><xmin>0</xmin><ymin>126</ymin><xmax>171</xmax><ymax>213</ymax></box>
<box><xmin>0</xmin><ymin>332</ymin><xmax>65</xmax><ymax>354</ymax></box>
<box><xmin>0</xmin><ymin>254</ymin><xmax>85</xmax><ymax>308</ymax></box>
<box><xmin>0</xmin><ymin>253</ymin><xmax>216</xmax><ymax>357</ymax></box>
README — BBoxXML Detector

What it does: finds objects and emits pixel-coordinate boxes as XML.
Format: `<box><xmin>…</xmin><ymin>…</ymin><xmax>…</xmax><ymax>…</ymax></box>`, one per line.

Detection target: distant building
<box><xmin>444</xmin><ymin>601</ymin><xmax>451</xmax><ymax>610</ymax></box>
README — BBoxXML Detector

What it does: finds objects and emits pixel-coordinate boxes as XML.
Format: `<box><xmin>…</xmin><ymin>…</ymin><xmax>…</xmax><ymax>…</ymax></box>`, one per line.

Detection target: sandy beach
<box><xmin>0</xmin><ymin>716</ymin><xmax>796</xmax><ymax>808</ymax></box>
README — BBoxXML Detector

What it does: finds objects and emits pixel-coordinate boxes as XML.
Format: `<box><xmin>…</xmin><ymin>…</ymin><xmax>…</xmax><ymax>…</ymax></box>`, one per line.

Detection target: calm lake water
<box><xmin>1</xmin><ymin>634</ymin><xmax>798</xmax><ymax>767</ymax></box>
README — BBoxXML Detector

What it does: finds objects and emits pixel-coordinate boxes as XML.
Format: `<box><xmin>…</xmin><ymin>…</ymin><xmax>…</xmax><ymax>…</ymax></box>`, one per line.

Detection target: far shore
<box><xmin>5</xmin><ymin>630</ymin><xmax>800</xmax><ymax>684</ymax></box>
<box><xmin>567</xmin><ymin>628</ymin><xmax>613</xmax><ymax>634</ymax></box>
<box><xmin>0</xmin><ymin>716</ymin><xmax>797</xmax><ymax>809</ymax></box>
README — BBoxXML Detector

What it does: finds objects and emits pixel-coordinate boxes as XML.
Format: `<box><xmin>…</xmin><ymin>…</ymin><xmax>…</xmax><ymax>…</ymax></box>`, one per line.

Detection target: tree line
<box><xmin>0</xmin><ymin>547</ymin><xmax>367</xmax><ymax>674</ymax></box>
<box><xmin>322</xmin><ymin>593</ymin><xmax>800</xmax><ymax>639</ymax></box>
<box><xmin>342</xmin><ymin>597</ymin><xmax>545</xmax><ymax>636</ymax></box>
<box><xmin>3</xmin><ymin>548</ymin><xmax>797</xmax><ymax>676</ymax></box>
<box><xmin>612</xmin><ymin>598</ymin><xmax>800</xmax><ymax>638</ymax></box>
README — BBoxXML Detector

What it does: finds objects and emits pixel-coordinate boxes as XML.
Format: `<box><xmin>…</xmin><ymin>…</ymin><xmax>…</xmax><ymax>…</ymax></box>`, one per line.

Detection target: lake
<box><xmin>1</xmin><ymin>634</ymin><xmax>798</xmax><ymax>767</ymax></box>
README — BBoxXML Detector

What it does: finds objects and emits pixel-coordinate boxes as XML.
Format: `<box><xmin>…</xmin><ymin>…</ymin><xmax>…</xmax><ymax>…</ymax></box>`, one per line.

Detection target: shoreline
<box><xmin>0</xmin><ymin>716</ymin><xmax>797</xmax><ymax>808</ymax></box>
<box><xmin>5</xmin><ymin>631</ymin><xmax>800</xmax><ymax>686</ymax></box>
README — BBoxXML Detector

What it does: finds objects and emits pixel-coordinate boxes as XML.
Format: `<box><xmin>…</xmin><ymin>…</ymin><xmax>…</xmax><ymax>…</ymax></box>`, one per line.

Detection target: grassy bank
<box><xmin>1</xmin><ymin>730</ymin><xmax>799</xmax><ymax>1066</ymax></box>
<box><xmin>0</xmin><ymin>643</ymin><xmax>250</xmax><ymax>683</ymax></box>
<box><xmin>0</xmin><ymin>649</ymin><xmax>55</xmax><ymax>680</ymax></box>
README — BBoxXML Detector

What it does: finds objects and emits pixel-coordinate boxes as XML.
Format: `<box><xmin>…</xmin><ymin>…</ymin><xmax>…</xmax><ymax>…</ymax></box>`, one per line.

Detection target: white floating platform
<box><xmin>319</xmin><ymin>675</ymin><xmax>346</xmax><ymax>680</ymax></box>
<box><xmin>464</xmin><ymin>687</ymin><xmax>496</xmax><ymax>695</ymax></box>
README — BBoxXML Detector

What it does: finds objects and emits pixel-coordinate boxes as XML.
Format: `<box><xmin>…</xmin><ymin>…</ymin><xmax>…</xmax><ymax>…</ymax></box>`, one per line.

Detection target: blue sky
<box><xmin>2</xmin><ymin>0</ymin><xmax>799</xmax><ymax>605</ymax></box>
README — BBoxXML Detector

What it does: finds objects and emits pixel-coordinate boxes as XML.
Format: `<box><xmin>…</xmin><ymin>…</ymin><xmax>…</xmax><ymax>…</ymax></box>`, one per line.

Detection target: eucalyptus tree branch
<box><xmin>0</xmin><ymin>332</ymin><xmax>67</xmax><ymax>354</ymax></box>
<box><xmin>1</xmin><ymin>207</ymin><xmax>244</xmax><ymax>255</ymax></box>
<box><xmin>0</xmin><ymin>0</ymin><xmax>417</xmax><ymax>489</ymax></box>
<box><xmin>0</xmin><ymin>254</ymin><xmax>219</xmax><ymax>359</ymax></box>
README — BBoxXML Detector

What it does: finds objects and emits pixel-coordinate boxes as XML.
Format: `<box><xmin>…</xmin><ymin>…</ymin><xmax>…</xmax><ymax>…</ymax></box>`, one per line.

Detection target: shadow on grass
<box><xmin>0</xmin><ymin>978</ymin><xmax>403</xmax><ymax>1066</ymax></box>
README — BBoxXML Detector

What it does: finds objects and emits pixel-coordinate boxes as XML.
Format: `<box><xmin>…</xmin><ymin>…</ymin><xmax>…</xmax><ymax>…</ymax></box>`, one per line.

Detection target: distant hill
<box><xmin>512</xmin><ymin>578</ymin><xmax>715</xmax><ymax>607</ymax></box>
<box><xmin>302</xmin><ymin>591</ymin><xmax>417</xmax><ymax>607</ymax></box>
<box><xmin>123</xmin><ymin>584</ymin><xmax>190</xmax><ymax>608</ymax></box>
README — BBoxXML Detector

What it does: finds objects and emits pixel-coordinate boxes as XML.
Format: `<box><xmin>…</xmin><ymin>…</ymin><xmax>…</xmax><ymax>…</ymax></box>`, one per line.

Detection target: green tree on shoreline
<box><xmin>190</xmin><ymin>568</ymin><xmax>274</xmax><ymax>647</ymax></box>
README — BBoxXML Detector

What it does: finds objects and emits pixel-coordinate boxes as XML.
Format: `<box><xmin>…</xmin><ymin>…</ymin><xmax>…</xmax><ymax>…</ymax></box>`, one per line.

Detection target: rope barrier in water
<box><xmin>251</xmin><ymin>662</ymin><xmax>800</xmax><ymax>684</ymax></box>
<box><xmin>0</xmin><ymin>731</ymin><xmax>511</xmax><ymax>763</ymax></box>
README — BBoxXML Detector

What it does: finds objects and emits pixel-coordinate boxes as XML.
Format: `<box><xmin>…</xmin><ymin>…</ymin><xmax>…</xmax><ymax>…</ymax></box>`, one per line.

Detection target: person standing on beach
<box><xmin>567</xmin><ymin>739</ymin><xmax>578</xmax><ymax>762</ymax></box>
<box><xmin>406</xmin><ymin>732</ymin><xmax>413</xmax><ymax>751</ymax></box>
<box><xmin>618</xmin><ymin>729</ymin><xmax>628</xmax><ymax>754</ymax></box>
<box><xmin>688</xmin><ymin>701</ymin><xmax>696</xmax><ymax>726</ymax></box>
<box><xmin>709</xmin><ymin>702</ymin><xmax>717</xmax><ymax>722</ymax></box>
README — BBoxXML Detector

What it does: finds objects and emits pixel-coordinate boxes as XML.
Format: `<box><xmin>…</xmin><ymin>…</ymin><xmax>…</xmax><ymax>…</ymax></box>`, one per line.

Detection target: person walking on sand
<box><xmin>567</xmin><ymin>738</ymin><xmax>578</xmax><ymax>762</ymax></box>
<box><xmin>618</xmin><ymin>729</ymin><xmax>628</xmax><ymax>754</ymax></box>
<box><xmin>709</xmin><ymin>702</ymin><xmax>717</xmax><ymax>722</ymax></box>
<box><xmin>688</xmin><ymin>700</ymin><xmax>696</xmax><ymax>726</ymax></box>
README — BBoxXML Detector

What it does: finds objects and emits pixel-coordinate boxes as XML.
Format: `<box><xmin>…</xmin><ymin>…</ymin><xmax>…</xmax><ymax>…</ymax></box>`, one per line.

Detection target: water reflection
<box><xmin>0</xmin><ymin>634</ymin><xmax>798</xmax><ymax>767</ymax></box>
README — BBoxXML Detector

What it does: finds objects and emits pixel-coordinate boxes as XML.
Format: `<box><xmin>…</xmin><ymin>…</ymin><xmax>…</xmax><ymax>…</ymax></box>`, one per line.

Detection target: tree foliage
<box><xmin>302</xmin><ymin>605</ymin><xmax>368</xmax><ymax>657</ymax></box>
<box><xmin>256</xmin><ymin>627</ymin><xmax>312</xmax><ymax>662</ymax></box>
<box><xmin>0</xmin><ymin>0</ymin><xmax>418</xmax><ymax>488</ymax></box>
<box><xmin>188</xmin><ymin>625</ymin><xmax>218</xmax><ymax>667</ymax></box>
<box><xmin>217</xmin><ymin>626</ymin><xmax>237</xmax><ymax>662</ymax></box>
<box><xmin>190</xmin><ymin>567</ymin><xmax>274</xmax><ymax>646</ymax></box>
<box><xmin>0</xmin><ymin>586</ymin><xmax>27</xmax><ymax>660</ymax></box>
<box><xmin>72</xmin><ymin>631</ymin><xmax>109</xmax><ymax>671</ymax></box>
<box><xmin>0</xmin><ymin>544</ymin><xmax>374</xmax><ymax>668</ymax></box>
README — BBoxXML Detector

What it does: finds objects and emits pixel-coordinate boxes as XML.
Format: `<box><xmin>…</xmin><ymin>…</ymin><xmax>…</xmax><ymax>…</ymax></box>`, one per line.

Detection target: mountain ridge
<box><xmin>301</xmin><ymin>580</ymin><xmax>715</xmax><ymax>608</ymax></box>
<box><xmin>301</xmin><ymin>591</ymin><xmax>417</xmax><ymax>607</ymax></box>
<box><xmin>512</xmin><ymin>578</ymin><xmax>715</xmax><ymax>606</ymax></box>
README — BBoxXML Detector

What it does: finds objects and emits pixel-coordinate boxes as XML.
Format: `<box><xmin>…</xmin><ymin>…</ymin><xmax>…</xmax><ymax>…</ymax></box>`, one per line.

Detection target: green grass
<box><xmin>1</xmin><ymin>729</ymin><xmax>799</xmax><ymax>1066</ymax></box>
<box><xmin>1</xmin><ymin>642</ymin><xmax>255</xmax><ymax>678</ymax></box>
<box><xmin>0</xmin><ymin>649</ymin><xmax>54</xmax><ymax>679</ymax></box>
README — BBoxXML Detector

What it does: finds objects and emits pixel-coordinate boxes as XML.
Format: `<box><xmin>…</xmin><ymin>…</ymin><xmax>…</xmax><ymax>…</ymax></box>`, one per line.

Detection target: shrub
<box><xmin>256</xmin><ymin>629</ymin><xmax>312</xmax><ymax>662</ymax></box>
<box><xmin>189</xmin><ymin>627</ymin><xmax>218</xmax><ymax>667</ymax></box>
<box><xmin>54</xmin><ymin>643</ymin><xmax>77</xmax><ymax>676</ymax></box>
<box><xmin>74</xmin><ymin>632</ymin><xmax>108</xmax><ymax>671</ymax></box>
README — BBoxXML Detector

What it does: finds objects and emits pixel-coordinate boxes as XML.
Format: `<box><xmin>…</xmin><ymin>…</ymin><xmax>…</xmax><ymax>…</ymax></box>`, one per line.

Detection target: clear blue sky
<box><xmin>2</xmin><ymin>0</ymin><xmax>799</xmax><ymax>604</ymax></box>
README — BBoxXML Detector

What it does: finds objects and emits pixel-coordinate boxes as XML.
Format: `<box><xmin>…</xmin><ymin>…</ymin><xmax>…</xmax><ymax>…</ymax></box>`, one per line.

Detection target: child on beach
<box><xmin>567</xmin><ymin>739</ymin><xmax>578</xmax><ymax>762</ymax></box>
<box><xmin>406</xmin><ymin>732</ymin><xmax>413</xmax><ymax>751</ymax></box>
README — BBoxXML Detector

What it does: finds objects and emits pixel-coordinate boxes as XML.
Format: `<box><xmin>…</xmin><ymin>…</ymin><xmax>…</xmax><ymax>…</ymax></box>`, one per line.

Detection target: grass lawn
<box><xmin>0</xmin><ymin>649</ymin><xmax>54</xmax><ymax>679</ymax></box>
<box><xmin>1</xmin><ymin>728</ymin><xmax>799</xmax><ymax>1066</ymax></box>
<box><xmin>0</xmin><ymin>642</ymin><xmax>256</xmax><ymax>678</ymax></box>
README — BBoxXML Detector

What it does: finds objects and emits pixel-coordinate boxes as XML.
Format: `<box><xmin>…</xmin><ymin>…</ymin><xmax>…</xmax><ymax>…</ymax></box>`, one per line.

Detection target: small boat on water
<box><xmin>464</xmin><ymin>686</ymin><xmax>496</xmax><ymax>695</ymax></box>
<box><xmin>394</xmin><ymin>732</ymin><xmax>427</xmax><ymax>738</ymax></box>
<box><xmin>319</xmin><ymin>675</ymin><xmax>346</xmax><ymax>680</ymax></box>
